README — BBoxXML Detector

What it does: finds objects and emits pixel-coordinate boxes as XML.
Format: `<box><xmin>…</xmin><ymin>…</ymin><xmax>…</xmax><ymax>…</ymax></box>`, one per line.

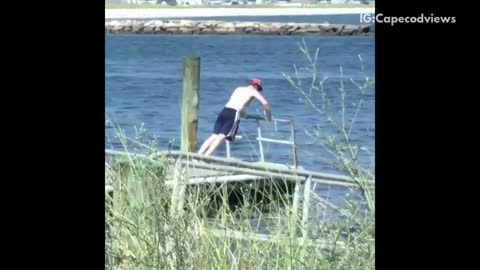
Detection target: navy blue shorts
<box><xmin>213</xmin><ymin>107</ymin><xmax>240</xmax><ymax>141</ymax></box>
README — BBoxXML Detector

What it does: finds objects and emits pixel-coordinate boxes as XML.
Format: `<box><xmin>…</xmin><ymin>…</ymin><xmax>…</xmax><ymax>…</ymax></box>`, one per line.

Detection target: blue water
<box><xmin>105</xmin><ymin>33</ymin><xmax>375</xmax><ymax>176</ymax></box>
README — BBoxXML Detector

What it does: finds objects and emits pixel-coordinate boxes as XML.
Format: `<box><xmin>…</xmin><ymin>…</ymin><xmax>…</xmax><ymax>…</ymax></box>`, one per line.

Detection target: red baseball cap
<box><xmin>250</xmin><ymin>78</ymin><xmax>263</xmax><ymax>91</ymax></box>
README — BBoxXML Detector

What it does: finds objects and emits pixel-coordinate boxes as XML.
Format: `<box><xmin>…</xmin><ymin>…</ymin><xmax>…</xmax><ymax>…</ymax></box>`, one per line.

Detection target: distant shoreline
<box><xmin>105</xmin><ymin>8</ymin><xmax>375</xmax><ymax>20</ymax></box>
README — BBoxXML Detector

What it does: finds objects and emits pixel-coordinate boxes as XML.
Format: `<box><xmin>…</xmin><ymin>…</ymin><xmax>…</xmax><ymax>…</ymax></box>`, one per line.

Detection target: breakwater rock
<box><xmin>105</xmin><ymin>20</ymin><xmax>374</xmax><ymax>36</ymax></box>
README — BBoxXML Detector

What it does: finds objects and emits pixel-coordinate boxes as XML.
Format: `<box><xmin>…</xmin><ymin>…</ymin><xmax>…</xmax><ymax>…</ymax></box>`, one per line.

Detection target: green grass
<box><xmin>105</xmin><ymin>3</ymin><xmax>375</xmax><ymax>9</ymax></box>
<box><xmin>105</xmin><ymin>121</ymin><xmax>374</xmax><ymax>269</ymax></box>
<box><xmin>105</xmin><ymin>152</ymin><xmax>374</xmax><ymax>270</ymax></box>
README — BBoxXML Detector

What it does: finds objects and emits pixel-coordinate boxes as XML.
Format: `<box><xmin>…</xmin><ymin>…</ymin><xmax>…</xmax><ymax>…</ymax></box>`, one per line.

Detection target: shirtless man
<box><xmin>197</xmin><ymin>78</ymin><xmax>272</xmax><ymax>156</ymax></box>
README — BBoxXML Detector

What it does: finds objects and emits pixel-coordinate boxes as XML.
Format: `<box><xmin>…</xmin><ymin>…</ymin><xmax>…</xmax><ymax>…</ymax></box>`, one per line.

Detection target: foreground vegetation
<box><xmin>105</xmin><ymin>40</ymin><xmax>375</xmax><ymax>269</ymax></box>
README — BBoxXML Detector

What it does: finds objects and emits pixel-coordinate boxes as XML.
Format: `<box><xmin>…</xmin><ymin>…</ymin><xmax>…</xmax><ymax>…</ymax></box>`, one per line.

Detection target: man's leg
<box><xmin>204</xmin><ymin>134</ymin><xmax>226</xmax><ymax>156</ymax></box>
<box><xmin>197</xmin><ymin>134</ymin><xmax>218</xmax><ymax>155</ymax></box>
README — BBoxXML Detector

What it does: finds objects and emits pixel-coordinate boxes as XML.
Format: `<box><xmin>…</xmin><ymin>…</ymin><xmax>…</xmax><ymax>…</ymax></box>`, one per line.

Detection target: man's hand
<box><xmin>252</xmin><ymin>91</ymin><xmax>272</xmax><ymax>121</ymax></box>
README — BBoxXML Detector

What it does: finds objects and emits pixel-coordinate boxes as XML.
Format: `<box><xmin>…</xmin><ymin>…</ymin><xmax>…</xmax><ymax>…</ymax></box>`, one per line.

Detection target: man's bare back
<box><xmin>224</xmin><ymin>86</ymin><xmax>272</xmax><ymax>120</ymax></box>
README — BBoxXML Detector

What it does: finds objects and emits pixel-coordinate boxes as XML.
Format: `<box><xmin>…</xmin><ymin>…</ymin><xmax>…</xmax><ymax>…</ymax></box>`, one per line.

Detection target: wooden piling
<box><xmin>181</xmin><ymin>57</ymin><xmax>201</xmax><ymax>153</ymax></box>
<box><xmin>167</xmin><ymin>158</ymin><xmax>187</xmax><ymax>269</ymax></box>
<box><xmin>301</xmin><ymin>175</ymin><xmax>312</xmax><ymax>243</ymax></box>
<box><xmin>175</xmin><ymin>56</ymin><xmax>200</xmax><ymax>269</ymax></box>
<box><xmin>290</xmin><ymin>179</ymin><xmax>302</xmax><ymax>238</ymax></box>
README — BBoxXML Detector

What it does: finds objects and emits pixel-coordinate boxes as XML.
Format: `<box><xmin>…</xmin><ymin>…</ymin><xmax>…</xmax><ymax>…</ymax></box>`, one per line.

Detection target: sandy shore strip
<box><xmin>105</xmin><ymin>8</ymin><xmax>375</xmax><ymax>20</ymax></box>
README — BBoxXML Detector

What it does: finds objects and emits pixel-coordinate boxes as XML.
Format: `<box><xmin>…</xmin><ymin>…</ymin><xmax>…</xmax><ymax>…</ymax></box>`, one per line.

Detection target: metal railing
<box><xmin>225</xmin><ymin>116</ymin><xmax>299</xmax><ymax>169</ymax></box>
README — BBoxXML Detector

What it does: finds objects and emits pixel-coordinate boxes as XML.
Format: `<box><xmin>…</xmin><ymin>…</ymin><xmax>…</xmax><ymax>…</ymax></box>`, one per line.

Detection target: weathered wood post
<box><xmin>290</xmin><ymin>176</ymin><xmax>302</xmax><ymax>239</ymax></box>
<box><xmin>301</xmin><ymin>175</ymin><xmax>312</xmax><ymax>243</ymax></box>
<box><xmin>181</xmin><ymin>57</ymin><xmax>201</xmax><ymax>153</ymax></box>
<box><xmin>167</xmin><ymin>57</ymin><xmax>200</xmax><ymax>269</ymax></box>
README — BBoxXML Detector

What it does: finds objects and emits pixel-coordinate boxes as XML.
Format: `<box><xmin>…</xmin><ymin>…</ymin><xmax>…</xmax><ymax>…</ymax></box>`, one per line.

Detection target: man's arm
<box><xmin>252</xmin><ymin>91</ymin><xmax>272</xmax><ymax>121</ymax></box>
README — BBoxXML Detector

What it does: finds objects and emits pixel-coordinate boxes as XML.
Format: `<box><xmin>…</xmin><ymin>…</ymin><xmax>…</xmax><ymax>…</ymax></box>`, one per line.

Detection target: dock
<box><xmin>106</xmin><ymin>117</ymin><xmax>374</xmax><ymax>189</ymax></box>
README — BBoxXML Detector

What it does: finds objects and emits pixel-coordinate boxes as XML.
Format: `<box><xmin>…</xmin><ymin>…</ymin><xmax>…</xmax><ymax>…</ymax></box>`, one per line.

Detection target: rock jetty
<box><xmin>105</xmin><ymin>20</ymin><xmax>374</xmax><ymax>36</ymax></box>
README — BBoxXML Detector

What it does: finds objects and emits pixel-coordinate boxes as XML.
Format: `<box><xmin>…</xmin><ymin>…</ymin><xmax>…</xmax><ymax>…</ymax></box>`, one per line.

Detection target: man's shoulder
<box><xmin>233</xmin><ymin>86</ymin><xmax>251</xmax><ymax>94</ymax></box>
<box><xmin>235</xmin><ymin>86</ymin><xmax>248</xmax><ymax>90</ymax></box>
